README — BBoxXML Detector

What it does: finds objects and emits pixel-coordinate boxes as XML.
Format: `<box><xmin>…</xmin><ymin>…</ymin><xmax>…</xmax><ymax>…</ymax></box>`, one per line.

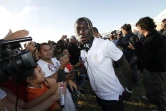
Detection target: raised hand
<box><xmin>60</xmin><ymin>55</ymin><xmax>69</xmax><ymax>68</ymax></box>
<box><xmin>24</xmin><ymin>41</ymin><xmax>36</xmax><ymax>53</ymax></box>
<box><xmin>4</xmin><ymin>29</ymin><xmax>29</xmax><ymax>40</ymax></box>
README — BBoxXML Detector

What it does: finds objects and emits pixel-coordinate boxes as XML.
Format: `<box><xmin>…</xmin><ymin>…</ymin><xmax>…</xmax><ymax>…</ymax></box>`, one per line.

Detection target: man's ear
<box><xmin>26</xmin><ymin>77</ymin><xmax>33</xmax><ymax>83</ymax></box>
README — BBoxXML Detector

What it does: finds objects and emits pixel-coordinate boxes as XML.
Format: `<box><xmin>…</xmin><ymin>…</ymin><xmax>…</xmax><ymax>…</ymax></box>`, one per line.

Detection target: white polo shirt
<box><xmin>80</xmin><ymin>38</ymin><xmax>124</xmax><ymax>100</ymax></box>
<box><xmin>37</xmin><ymin>58</ymin><xmax>61</xmax><ymax>77</ymax></box>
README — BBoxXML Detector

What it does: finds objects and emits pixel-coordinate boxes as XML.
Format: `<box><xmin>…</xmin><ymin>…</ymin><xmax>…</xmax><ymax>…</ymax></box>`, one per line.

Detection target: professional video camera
<box><xmin>129</xmin><ymin>35</ymin><xmax>140</xmax><ymax>46</ymax></box>
<box><xmin>0</xmin><ymin>37</ymin><xmax>37</xmax><ymax>83</ymax></box>
<box><xmin>128</xmin><ymin>35</ymin><xmax>142</xmax><ymax>66</ymax></box>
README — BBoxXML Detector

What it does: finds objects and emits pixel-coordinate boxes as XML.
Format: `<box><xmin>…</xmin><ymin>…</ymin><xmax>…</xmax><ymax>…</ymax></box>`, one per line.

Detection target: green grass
<box><xmin>77</xmin><ymin>68</ymin><xmax>157</xmax><ymax>111</ymax></box>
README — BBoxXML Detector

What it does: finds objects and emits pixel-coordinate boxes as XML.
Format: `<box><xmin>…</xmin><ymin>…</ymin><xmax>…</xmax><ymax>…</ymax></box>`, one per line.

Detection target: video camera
<box><xmin>129</xmin><ymin>35</ymin><xmax>140</xmax><ymax>46</ymax></box>
<box><xmin>0</xmin><ymin>37</ymin><xmax>37</xmax><ymax>83</ymax></box>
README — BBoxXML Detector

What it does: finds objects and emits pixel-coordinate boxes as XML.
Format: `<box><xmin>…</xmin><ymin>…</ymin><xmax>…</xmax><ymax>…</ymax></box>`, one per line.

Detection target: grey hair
<box><xmin>69</xmin><ymin>35</ymin><xmax>76</xmax><ymax>40</ymax></box>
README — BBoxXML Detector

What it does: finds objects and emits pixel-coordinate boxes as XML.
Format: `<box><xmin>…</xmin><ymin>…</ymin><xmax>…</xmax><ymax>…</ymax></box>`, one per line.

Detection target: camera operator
<box><xmin>0</xmin><ymin>30</ymin><xmax>64</xmax><ymax>111</ymax></box>
<box><xmin>117</xmin><ymin>24</ymin><xmax>139</xmax><ymax>85</ymax></box>
<box><xmin>128</xmin><ymin>17</ymin><xmax>166</xmax><ymax>111</ymax></box>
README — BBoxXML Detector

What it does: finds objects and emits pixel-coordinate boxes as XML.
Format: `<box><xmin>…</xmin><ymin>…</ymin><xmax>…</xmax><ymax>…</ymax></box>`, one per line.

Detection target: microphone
<box><xmin>57</xmin><ymin>69</ymin><xmax>66</xmax><ymax>108</ymax></box>
<box><xmin>60</xmin><ymin>83</ymin><xmax>65</xmax><ymax>108</ymax></box>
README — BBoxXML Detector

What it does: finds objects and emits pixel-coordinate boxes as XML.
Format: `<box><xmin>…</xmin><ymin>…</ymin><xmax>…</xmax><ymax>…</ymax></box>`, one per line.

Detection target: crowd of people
<box><xmin>0</xmin><ymin>17</ymin><xmax>166</xmax><ymax>111</ymax></box>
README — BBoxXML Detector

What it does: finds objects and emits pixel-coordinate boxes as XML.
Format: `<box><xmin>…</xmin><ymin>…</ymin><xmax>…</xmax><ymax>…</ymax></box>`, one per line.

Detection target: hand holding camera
<box><xmin>128</xmin><ymin>35</ymin><xmax>140</xmax><ymax>50</ymax></box>
<box><xmin>128</xmin><ymin>42</ymin><xmax>135</xmax><ymax>50</ymax></box>
<box><xmin>24</xmin><ymin>41</ymin><xmax>36</xmax><ymax>53</ymax></box>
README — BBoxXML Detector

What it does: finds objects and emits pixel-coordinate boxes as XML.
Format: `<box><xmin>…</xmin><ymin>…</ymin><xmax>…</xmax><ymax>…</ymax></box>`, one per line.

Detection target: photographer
<box><xmin>117</xmin><ymin>24</ymin><xmax>139</xmax><ymax>85</ymax></box>
<box><xmin>110</xmin><ymin>31</ymin><xmax>118</xmax><ymax>45</ymax></box>
<box><xmin>128</xmin><ymin>17</ymin><xmax>166</xmax><ymax>111</ymax></box>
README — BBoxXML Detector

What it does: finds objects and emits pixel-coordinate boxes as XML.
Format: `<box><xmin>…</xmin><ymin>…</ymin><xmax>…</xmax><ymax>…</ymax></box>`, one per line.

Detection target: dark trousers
<box><xmin>143</xmin><ymin>69</ymin><xmax>166</xmax><ymax>111</ymax></box>
<box><xmin>96</xmin><ymin>95</ymin><xmax>124</xmax><ymax>111</ymax></box>
<box><xmin>131</xmin><ymin>65</ymin><xmax>138</xmax><ymax>84</ymax></box>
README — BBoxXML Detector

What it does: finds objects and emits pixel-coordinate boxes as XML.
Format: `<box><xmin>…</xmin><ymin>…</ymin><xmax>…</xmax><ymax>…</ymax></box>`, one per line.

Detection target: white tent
<box><xmin>154</xmin><ymin>9</ymin><xmax>166</xmax><ymax>22</ymax></box>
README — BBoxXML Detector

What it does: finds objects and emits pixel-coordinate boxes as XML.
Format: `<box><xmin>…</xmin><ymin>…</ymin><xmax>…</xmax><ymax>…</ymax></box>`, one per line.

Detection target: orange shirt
<box><xmin>26</xmin><ymin>83</ymin><xmax>56</xmax><ymax>110</ymax></box>
<box><xmin>2</xmin><ymin>80</ymin><xmax>27</xmax><ymax>102</ymax></box>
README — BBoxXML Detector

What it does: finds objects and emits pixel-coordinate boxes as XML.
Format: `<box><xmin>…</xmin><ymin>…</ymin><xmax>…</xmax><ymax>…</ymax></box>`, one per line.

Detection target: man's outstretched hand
<box><xmin>4</xmin><ymin>29</ymin><xmax>29</xmax><ymax>40</ymax></box>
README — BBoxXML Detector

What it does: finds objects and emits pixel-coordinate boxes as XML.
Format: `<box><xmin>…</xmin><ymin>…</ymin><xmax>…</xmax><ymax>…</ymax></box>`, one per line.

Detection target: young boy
<box><xmin>22</xmin><ymin>65</ymin><xmax>61</xmax><ymax>111</ymax></box>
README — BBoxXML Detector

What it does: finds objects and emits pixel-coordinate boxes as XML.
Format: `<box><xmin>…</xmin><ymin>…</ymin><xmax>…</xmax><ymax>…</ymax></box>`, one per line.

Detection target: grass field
<box><xmin>76</xmin><ymin>67</ymin><xmax>157</xmax><ymax>111</ymax></box>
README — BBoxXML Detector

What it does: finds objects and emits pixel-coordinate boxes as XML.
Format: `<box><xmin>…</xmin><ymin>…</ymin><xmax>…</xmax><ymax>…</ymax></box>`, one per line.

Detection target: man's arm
<box><xmin>105</xmin><ymin>40</ymin><xmax>133</xmax><ymax>90</ymax></box>
<box><xmin>117</xmin><ymin>55</ymin><xmax>133</xmax><ymax>91</ymax></box>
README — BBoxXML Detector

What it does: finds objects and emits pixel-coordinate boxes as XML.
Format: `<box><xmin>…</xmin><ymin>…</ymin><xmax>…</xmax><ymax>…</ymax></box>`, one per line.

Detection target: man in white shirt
<box><xmin>74</xmin><ymin>17</ymin><xmax>133</xmax><ymax>111</ymax></box>
<box><xmin>37</xmin><ymin>43</ymin><xmax>76</xmax><ymax>111</ymax></box>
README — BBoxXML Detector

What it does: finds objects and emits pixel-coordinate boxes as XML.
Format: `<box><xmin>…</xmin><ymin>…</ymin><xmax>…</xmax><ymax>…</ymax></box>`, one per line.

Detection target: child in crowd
<box><xmin>21</xmin><ymin>65</ymin><xmax>62</xmax><ymax>111</ymax></box>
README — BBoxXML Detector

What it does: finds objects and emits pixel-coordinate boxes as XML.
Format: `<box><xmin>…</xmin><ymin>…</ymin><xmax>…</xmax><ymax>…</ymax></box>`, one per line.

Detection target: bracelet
<box><xmin>125</xmin><ymin>87</ymin><xmax>133</xmax><ymax>93</ymax></box>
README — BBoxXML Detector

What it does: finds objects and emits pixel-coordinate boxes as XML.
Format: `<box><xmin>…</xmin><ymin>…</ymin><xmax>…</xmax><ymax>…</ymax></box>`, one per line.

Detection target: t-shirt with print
<box><xmin>37</xmin><ymin>58</ymin><xmax>61</xmax><ymax>77</ymax></box>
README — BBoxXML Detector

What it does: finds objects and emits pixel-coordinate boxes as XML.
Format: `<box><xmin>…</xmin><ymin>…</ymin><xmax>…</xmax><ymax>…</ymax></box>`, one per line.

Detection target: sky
<box><xmin>0</xmin><ymin>0</ymin><xmax>166</xmax><ymax>43</ymax></box>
